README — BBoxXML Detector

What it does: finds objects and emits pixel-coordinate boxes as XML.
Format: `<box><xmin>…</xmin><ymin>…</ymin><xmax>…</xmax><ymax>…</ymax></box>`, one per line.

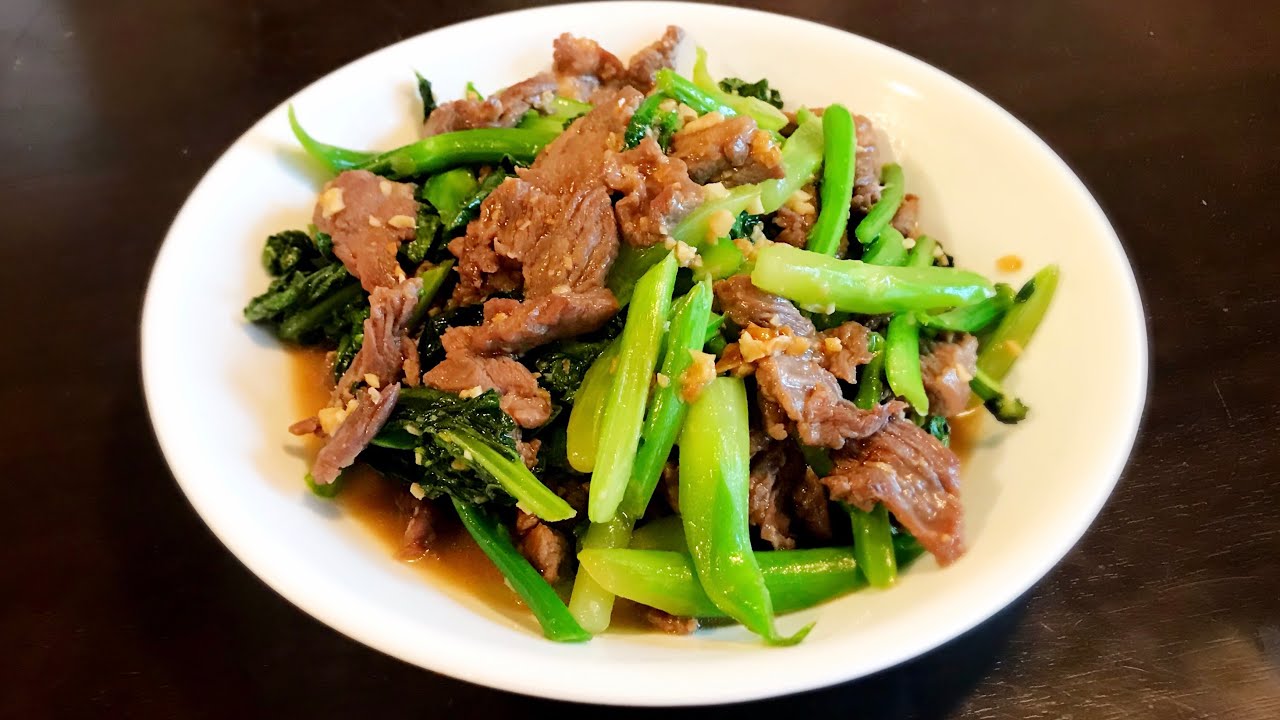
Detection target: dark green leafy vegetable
<box><xmin>718</xmin><ymin>77</ymin><xmax>784</xmax><ymax>109</ymax></box>
<box><xmin>970</xmin><ymin>368</ymin><xmax>1030</xmax><ymax>424</ymax></box>
<box><xmin>261</xmin><ymin>230</ymin><xmax>317</xmax><ymax>275</ymax></box>
<box><xmin>244</xmin><ymin>229</ymin><xmax>368</xmax><ymax>350</ymax></box>
<box><xmin>922</xmin><ymin>414</ymin><xmax>952</xmax><ymax>445</ymax></box>
<box><xmin>625</xmin><ymin>92</ymin><xmax>670</xmax><ymax>149</ymax></box>
<box><xmin>529</xmin><ymin>338</ymin><xmax>616</xmax><ymax>404</ymax></box>
<box><xmin>415</xmin><ymin>71</ymin><xmax>437</xmax><ymax>121</ymax></box>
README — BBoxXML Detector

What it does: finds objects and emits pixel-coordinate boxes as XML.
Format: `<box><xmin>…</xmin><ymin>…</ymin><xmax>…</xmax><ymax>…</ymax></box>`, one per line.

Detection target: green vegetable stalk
<box><xmin>854</xmin><ymin>163</ymin><xmax>906</xmax><ymax>244</ymax></box>
<box><xmin>437</xmin><ymin>429</ymin><xmax>574</xmax><ymax>522</ymax></box>
<box><xmin>806</xmin><ymin>104</ymin><xmax>857</xmax><ymax>256</ymax></box>
<box><xmin>588</xmin><ymin>254</ymin><xmax>678</xmax><ymax>522</ymax></box>
<box><xmin>885</xmin><ymin>313</ymin><xmax>929</xmax><ymax>414</ymax></box>
<box><xmin>288</xmin><ymin>106</ymin><xmax>377</xmax><ymax>171</ymax></box>
<box><xmin>452</xmin><ymin>499</ymin><xmax>590</xmax><ymax>643</ymax></box>
<box><xmin>579</xmin><ymin>548</ymin><xmax>865</xmax><ymax>618</ymax></box>
<box><xmin>670</xmin><ymin>185</ymin><xmax>763</xmax><ymax>247</ymax></box>
<box><xmin>564</xmin><ymin>341</ymin><xmax>620</xmax><ymax>472</ymax></box>
<box><xmin>759</xmin><ymin>109</ymin><xmax>825</xmax><ymax>213</ymax></box>
<box><xmin>977</xmin><ymin>265</ymin><xmax>1060</xmax><ymax>380</ymax></box>
<box><xmin>655</xmin><ymin>68</ymin><xmax>741</xmax><ymax>119</ymax></box>
<box><xmin>628</xmin><ymin>515</ymin><xmax>688</xmax><ymax>552</ymax></box>
<box><xmin>690</xmin><ymin>48</ymin><xmax>788</xmax><ymax>131</ymax></box>
<box><xmin>422</xmin><ymin>168</ymin><xmax>478</xmax><ymax>222</ymax></box>
<box><xmin>847</xmin><ymin>504</ymin><xmax>897</xmax><ymax>588</ymax></box>
<box><xmin>679</xmin><ymin>377</ymin><xmax>810</xmax><ymax>645</ymax></box>
<box><xmin>969</xmin><ymin>367</ymin><xmax>1030</xmax><ymax>424</ymax></box>
<box><xmin>917</xmin><ymin>283</ymin><xmax>1015</xmax><ymax>333</ymax></box>
<box><xmin>751</xmin><ymin>243</ymin><xmax>996</xmax><ymax>315</ymax></box>
<box><xmin>624</xmin><ymin>92</ymin><xmax>670</xmax><ymax>149</ymax></box>
<box><xmin>408</xmin><ymin>259</ymin><xmax>455</xmax><ymax>328</ymax></box>
<box><xmin>905</xmin><ymin>235</ymin><xmax>938</xmax><ymax>268</ymax></box>
<box><xmin>860</xmin><ymin>226</ymin><xmax>909</xmax><ymax>266</ymax></box>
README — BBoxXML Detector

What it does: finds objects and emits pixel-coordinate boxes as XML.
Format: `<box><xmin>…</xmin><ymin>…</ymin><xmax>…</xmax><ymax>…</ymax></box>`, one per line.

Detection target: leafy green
<box><xmin>415</xmin><ymin>71</ymin><xmax>437</xmax><ymax>121</ymax></box>
<box><xmin>730</xmin><ymin>210</ymin><xmax>763</xmax><ymax>240</ymax></box>
<box><xmin>261</xmin><ymin>230</ymin><xmax>316</xmax><ymax>275</ymax></box>
<box><xmin>400</xmin><ymin>208</ymin><xmax>442</xmax><ymax>265</ymax></box>
<box><xmin>528</xmin><ymin>339</ymin><xmax>615</xmax><ymax>404</ymax></box>
<box><xmin>922</xmin><ymin>415</ymin><xmax>951</xmax><ymax>446</ymax></box>
<box><xmin>718</xmin><ymin>77</ymin><xmax>784</xmax><ymax>109</ymax></box>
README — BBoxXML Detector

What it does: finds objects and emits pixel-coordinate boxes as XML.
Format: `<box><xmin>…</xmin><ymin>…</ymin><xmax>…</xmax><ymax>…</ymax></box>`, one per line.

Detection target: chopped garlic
<box><xmin>387</xmin><ymin>214</ymin><xmax>416</xmax><ymax>229</ymax></box>
<box><xmin>672</xmin><ymin>239</ymin><xmax>700</xmax><ymax>268</ymax></box>
<box><xmin>680</xmin><ymin>350</ymin><xmax>717</xmax><ymax>402</ymax></box>
<box><xmin>702</xmin><ymin>182</ymin><xmax>730</xmax><ymax>201</ymax></box>
<box><xmin>707</xmin><ymin>209</ymin><xmax>736</xmax><ymax>242</ymax></box>
<box><xmin>409</xmin><ymin>483</ymin><xmax>427</xmax><ymax>500</ymax></box>
<box><xmin>460</xmin><ymin>385</ymin><xmax>485</xmax><ymax>399</ymax></box>
<box><xmin>319</xmin><ymin>187</ymin><xmax>345</xmax><ymax>218</ymax></box>
<box><xmin>379</xmin><ymin>179</ymin><xmax>393</xmax><ymax>196</ymax></box>
<box><xmin>317</xmin><ymin>406</ymin><xmax>348</xmax><ymax>436</ymax></box>
<box><xmin>682</xmin><ymin>111</ymin><xmax>724</xmax><ymax>134</ymax></box>
<box><xmin>655</xmin><ymin>372</ymin><xmax>670</xmax><ymax>388</ymax></box>
<box><xmin>364</xmin><ymin>373</ymin><xmax>381</xmax><ymax>389</ymax></box>
<box><xmin>823</xmin><ymin>337</ymin><xmax>844</xmax><ymax>353</ymax></box>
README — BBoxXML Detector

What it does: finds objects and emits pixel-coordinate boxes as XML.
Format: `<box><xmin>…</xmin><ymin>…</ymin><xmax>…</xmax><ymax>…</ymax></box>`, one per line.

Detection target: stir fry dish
<box><xmin>245</xmin><ymin>26</ymin><xmax>1058</xmax><ymax>644</ymax></box>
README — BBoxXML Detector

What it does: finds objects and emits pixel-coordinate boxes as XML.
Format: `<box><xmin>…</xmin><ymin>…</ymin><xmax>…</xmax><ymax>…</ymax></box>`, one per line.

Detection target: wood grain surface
<box><xmin>3</xmin><ymin>1</ymin><xmax>1278</xmax><ymax>717</ymax></box>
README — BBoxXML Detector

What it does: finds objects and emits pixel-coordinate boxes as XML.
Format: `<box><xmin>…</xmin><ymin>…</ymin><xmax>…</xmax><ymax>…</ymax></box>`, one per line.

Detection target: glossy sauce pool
<box><xmin>291</xmin><ymin>349</ymin><xmax>982</xmax><ymax>629</ymax></box>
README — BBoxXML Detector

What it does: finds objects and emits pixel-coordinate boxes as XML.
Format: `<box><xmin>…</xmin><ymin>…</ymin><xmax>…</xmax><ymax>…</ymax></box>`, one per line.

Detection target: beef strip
<box><xmin>644</xmin><ymin>608</ymin><xmax>699</xmax><ymax>635</ymax></box>
<box><xmin>422</xmin><ymin>72</ymin><xmax>556</xmax><ymax>136</ymax></box>
<box><xmin>312</xmin><ymin>170</ymin><xmax>417</xmax><ymax>292</ymax></box>
<box><xmin>398</xmin><ymin>496</ymin><xmax>444</xmax><ymax>560</ymax></box>
<box><xmin>334</xmin><ymin>278</ymin><xmax>423</xmax><ymax>403</ymax></box>
<box><xmin>891</xmin><ymin>193</ymin><xmax>920</xmax><ymax>238</ymax></box>
<box><xmin>514</xmin><ymin>509</ymin><xmax>569</xmax><ymax>582</ymax></box>
<box><xmin>312</xmin><ymin>383</ymin><xmax>401</xmax><ymax>485</ymax></box>
<box><xmin>441</xmin><ymin>290</ymin><xmax>618</xmax><ymax>358</ymax></box>
<box><xmin>920</xmin><ymin>333</ymin><xmax>978</xmax><ymax>418</ymax></box>
<box><xmin>819</xmin><ymin>320</ymin><xmax>875</xmax><ymax>384</ymax></box>
<box><xmin>823</xmin><ymin>417</ymin><xmax>964</xmax><ymax>565</ymax></box>
<box><xmin>772</xmin><ymin>203</ymin><xmax>815</xmax><ymax>248</ymax></box>
<box><xmin>715</xmin><ymin>276</ymin><xmax>892</xmax><ymax>448</ymax></box>
<box><xmin>288</xmin><ymin>416</ymin><xmax>321</xmax><ymax>436</ymax></box>
<box><xmin>553</xmin><ymin>26</ymin><xmax>683</xmax><ymax>101</ymax></box>
<box><xmin>851</xmin><ymin>114</ymin><xmax>882</xmax><ymax>212</ymax></box>
<box><xmin>421</xmin><ymin>355</ymin><xmax>552</xmax><ymax>428</ymax></box>
<box><xmin>670</xmin><ymin>114</ymin><xmax>785</xmax><ymax>187</ymax></box>
<box><xmin>623</xmin><ymin>26</ymin><xmax>683</xmax><ymax>92</ymax></box>
<box><xmin>748</xmin><ymin>442</ymin><xmax>801</xmax><ymax>550</ymax></box>
<box><xmin>793</xmin><ymin>467</ymin><xmax>833</xmax><ymax>541</ymax></box>
<box><xmin>604</xmin><ymin>136</ymin><xmax>704</xmax><ymax>247</ymax></box>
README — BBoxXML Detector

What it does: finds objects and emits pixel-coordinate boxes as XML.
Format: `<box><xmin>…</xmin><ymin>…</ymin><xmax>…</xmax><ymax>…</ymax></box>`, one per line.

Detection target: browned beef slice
<box><xmin>442</xmin><ymin>290</ymin><xmax>618</xmax><ymax>357</ymax></box>
<box><xmin>793</xmin><ymin>468</ymin><xmax>833</xmax><ymax>541</ymax></box>
<box><xmin>748</xmin><ymin>443</ymin><xmax>799</xmax><ymax>550</ymax></box>
<box><xmin>644</xmin><ymin>607</ymin><xmax>699</xmax><ymax>635</ymax></box>
<box><xmin>312</xmin><ymin>383</ymin><xmax>401</xmax><ymax>485</ymax></box>
<box><xmin>313</xmin><ymin>170</ymin><xmax>417</xmax><ymax>292</ymax></box>
<box><xmin>288</xmin><ymin>416</ymin><xmax>321</xmax><ymax>436</ymax></box>
<box><xmin>891</xmin><ymin>193</ymin><xmax>920</xmax><ymax>238</ymax></box>
<box><xmin>755</xmin><ymin>354</ymin><xmax>897</xmax><ymax>449</ymax></box>
<box><xmin>823</xmin><ymin>417</ymin><xmax>964</xmax><ymax>565</ymax></box>
<box><xmin>670</xmin><ymin>115</ymin><xmax>785</xmax><ymax>186</ymax></box>
<box><xmin>920</xmin><ymin>334</ymin><xmax>978</xmax><ymax>418</ymax></box>
<box><xmin>714</xmin><ymin>275</ymin><xmax>815</xmax><ymax>337</ymax></box>
<box><xmin>604</xmin><ymin>136</ymin><xmax>705</xmax><ymax>247</ymax></box>
<box><xmin>423</xmin><ymin>72</ymin><xmax>556</xmax><ymax>136</ymax></box>
<box><xmin>334</xmin><ymin>278</ymin><xmax>422</xmax><ymax>403</ymax></box>
<box><xmin>552</xmin><ymin>33</ymin><xmax>627</xmax><ymax>101</ymax></box>
<box><xmin>624</xmin><ymin>26</ymin><xmax>683</xmax><ymax>92</ymax></box>
<box><xmin>820</xmin><ymin>321</ymin><xmax>875</xmax><ymax>383</ymax></box>
<box><xmin>448</xmin><ymin>179</ymin><xmax>539</xmax><ymax>305</ymax></box>
<box><xmin>398</xmin><ymin>496</ymin><xmax>443</xmax><ymax>560</ymax></box>
<box><xmin>421</xmin><ymin>355</ymin><xmax>552</xmax><ymax>428</ymax></box>
<box><xmin>772</xmin><ymin>204</ymin><xmax>815</xmax><ymax>248</ymax></box>
<box><xmin>851</xmin><ymin>114</ymin><xmax>882</xmax><ymax>212</ymax></box>
<box><xmin>514</xmin><ymin>509</ymin><xmax>569</xmax><ymax>582</ymax></box>
<box><xmin>517</xmin><ymin>437</ymin><xmax>541</xmax><ymax>470</ymax></box>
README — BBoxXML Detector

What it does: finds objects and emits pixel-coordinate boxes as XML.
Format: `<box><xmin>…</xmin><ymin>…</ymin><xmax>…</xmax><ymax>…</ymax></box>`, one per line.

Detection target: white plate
<box><xmin>142</xmin><ymin>1</ymin><xmax>1146</xmax><ymax>706</ymax></box>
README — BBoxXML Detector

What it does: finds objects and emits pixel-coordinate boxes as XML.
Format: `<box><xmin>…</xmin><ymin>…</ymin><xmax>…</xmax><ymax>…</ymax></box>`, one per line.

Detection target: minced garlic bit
<box><xmin>364</xmin><ymin>373</ymin><xmax>381</xmax><ymax>389</ymax></box>
<box><xmin>368</xmin><ymin>387</ymin><xmax>382</xmax><ymax>403</ymax></box>
<box><xmin>317</xmin><ymin>406</ymin><xmax>348</xmax><ymax>436</ymax></box>
<box><xmin>702</xmin><ymin>182</ymin><xmax>730</xmax><ymax>201</ymax></box>
<box><xmin>551</xmin><ymin>283</ymin><xmax>571</xmax><ymax>295</ymax></box>
<box><xmin>786</xmin><ymin>336</ymin><xmax>812</xmax><ymax>356</ymax></box>
<box><xmin>319</xmin><ymin>187</ymin><xmax>345</xmax><ymax>218</ymax></box>
<box><xmin>746</xmin><ymin>194</ymin><xmax>765</xmax><ymax>216</ymax></box>
<box><xmin>997</xmin><ymin>254</ymin><xmax>1024</xmax><ymax>273</ymax></box>
<box><xmin>379</xmin><ymin>179</ymin><xmax>393</xmax><ymax>196</ymax></box>
<box><xmin>902</xmin><ymin>237</ymin><xmax>916</xmax><ymax>250</ymax></box>
<box><xmin>460</xmin><ymin>385</ymin><xmax>485</xmax><ymax>399</ymax></box>
<box><xmin>655</xmin><ymin>372</ymin><xmax>671</xmax><ymax>388</ymax></box>
<box><xmin>1003</xmin><ymin>340</ymin><xmax>1024</xmax><ymax>358</ymax></box>
<box><xmin>672</xmin><ymin>239</ymin><xmax>700</xmax><ymax>268</ymax></box>
<box><xmin>683</xmin><ymin>111</ymin><xmax>724</xmax><ymax>134</ymax></box>
<box><xmin>707</xmin><ymin>209</ymin><xmax>736</xmax><ymax>242</ymax></box>
<box><xmin>387</xmin><ymin>214</ymin><xmax>416</xmax><ymax>229</ymax></box>
<box><xmin>738</xmin><ymin>324</ymin><xmax>809</xmax><ymax>362</ymax></box>
<box><xmin>785</xmin><ymin>188</ymin><xmax>815</xmax><ymax>215</ymax></box>
<box><xmin>680</xmin><ymin>350</ymin><xmax>717</xmax><ymax>402</ymax></box>
<box><xmin>367</xmin><ymin>215</ymin><xmax>383</xmax><ymax>227</ymax></box>
<box><xmin>490</xmin><ymin>312</ymin><xmax>510</xmax><ymax>323</ymax></box>
<box><xmin>823</xmin><ymin>336</ymin><xmax>844</xmax><ymax>353</ymax></box>
<box><xmin>409</xmin><ymin>483</ymin><xmax>427</xmax><ymax>500</ymax></box>
<box><xmin>675</xmin><ymin>103</ymin><xmax>698</xmax><ymax>123</ymax></box>
<box><xmin>658</xmin><ymin>98</ymin><xmax>679</xmax><ymax>113</ymax></box>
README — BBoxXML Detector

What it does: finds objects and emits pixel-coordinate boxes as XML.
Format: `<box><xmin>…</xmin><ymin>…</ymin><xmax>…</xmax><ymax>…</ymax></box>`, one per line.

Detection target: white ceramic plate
<box><xmin>142</xmin><ymin>1</ymin><xmax>1146</xmax><ymax>706</ymax></box>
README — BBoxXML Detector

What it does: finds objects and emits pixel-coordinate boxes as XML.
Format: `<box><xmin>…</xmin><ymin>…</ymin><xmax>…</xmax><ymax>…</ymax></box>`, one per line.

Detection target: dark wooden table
<box><xmin>5</xmin><ymin>1</ymin><xmax>1278</xmax><ymax>717</ymax></box>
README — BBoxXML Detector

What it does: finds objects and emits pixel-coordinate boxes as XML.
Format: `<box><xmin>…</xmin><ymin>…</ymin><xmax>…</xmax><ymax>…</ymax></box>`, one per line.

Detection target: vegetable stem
<box><xmin>437</xmin><ymin>429</ymin><xmax>575</xmax><ymax>522</ymax></box>
<box><xmin>847</xmin><ymin>503</ymin><xmax>897</xmax><ymax>588</ymax></box>
<box><xmin>977</xmin><ymin>265</ymin><xmax>1060</xmax><ymax>381</ymax></box>
<box><xmin>885</xmin><ymin>313</ymin><xmax>929</xmax><ymax>414</ymax></box>
<box><xmin>564</xmin><ymin>341</ymin><xmax>620</xmax><ymax>473</ymax></box>
<box><xmin>690</xmin><ymin>48</ymin><xmax>788</xmax><ymax>131</ymax></box>
<box><xmin>759</xmin><ymin>110</ymin><xmax>824</xmax><ymax>213</ymax></box>
<box><xmin>807</xmin><ymin>104</ymin><xmax>857</xmax><ymax>255</ymax></box>
<box><xmin>854</xmin><ymin>163</ymin><xmax>906</xmax><ymax>244</ymax></box>
<box><xmin>861</xmin><ymin>226</ymin><xmax>909</xmax><ymax>266</ymax></box>
<box><xmin>905</xmin><ymin>235</ymin><xmax>938</xmax><ymax>268</ymax></box>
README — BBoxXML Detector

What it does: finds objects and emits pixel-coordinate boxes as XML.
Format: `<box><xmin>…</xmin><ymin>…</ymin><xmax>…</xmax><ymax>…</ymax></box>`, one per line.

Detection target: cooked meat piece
<box><xmin>715</xmin><ymin>342</ymin><xmax>752</xmax><ymax>377</ymax></box>
<box><xmin>398</xmin><ymin>496</ymin><xmax>444</xmax><ymax>560</ymax></box>
<box><xmin>313</xmin><ymin>170</ymin><xmax>417</xmax><ymax>292</ymax></box>
<box><xmin>819</xmin><ymin>321</ymin><xmax>875</xmax><ymax>383</ymax></box>
<box><xmin>512</xmin><ymin>185</ymin><xmax>620</xmax><ymax>297</ymax></box>
<box><xmin>422</xmin><ymin>355</ymin><xmax>552</xmax><ymax>428</ymax></box>
<box><xmin>714</xmin><ymin>275</ymin><xmax>814</xmax><ymax>337</ymax></box>
<box><xmin>334</xmin><ymin>278</ymin><xmax>423</xmax><ymax>403</ymax></box>
<box><xmin>517</xmin><ymin>437</ymin><xmax>541</xmax><ymax>470</ymax></box>
<box><xmin>670</xmin><ymin>114</ymin><xmax>785</xmax><ymax>186</ymax></box>
<box><xmin>749</xmin><ymin>429</ymin><xmax>771</xmax><ymax>457</ymax></box>
<box><xmin>423</xmin><ymin>72</ymin><xmax>556</xmax><ymax>136</ymax></box>
<box><xmin>754</xmin><ymin>354</ymin><xmax>897</xmax><ymax>448</ymax></box>
<box><xmin>891</xmin><ymin>193</ymin><xmax>920</xmax><ymax>238</ymax></box>
<box><xmin>312</xmin><ymin>384</ymin><xmax>401</xmax><ymax>485</ymax></box>
<box><xmin>792</xmin><ymin>468</ymin><xmax>833</xmax><ymax>541</ymax></box>
<box><xmin>288</xmin><ymin>416</ymin><xmax>321</xmax><ymax>436</ymax></box>
<box><xmin>920</xmin><ymin>334</ymin><xmax>978</xmax><ymax>418</ymax></box>
<box><xmin>623</xmin><ymin>25</ymin><xmax>683</xmax><ymax>92</ymax></box>
<box><xmin>514</xmin><ymin>509</ymin><xmax>569</xmax><ymax>582</ymax></box>
<box><xmin>851</xmin><ymin>114</ymin><xmax>882</xmax><ymax>212</ymax></box>
<box><xmin>772</xmin><ymin>203</ymin><xmax>815</xmax><ymax>248</ymax></box>
<box><xmin>401</xmin><ymin>334</ymin><xmax>421</xmax><ymax>387</ymax></box>
<box><xmin>823</xmin><ymin>417</ymin><xmax>964</xmax><ymax>565</ymax></box>
<box><xmin>441</xmin><ymin>289</ymin><xmax>618</xmax><ymax>357</ymax></box>
<box><xmin>604</xmin><ymin>136</ymin><xmax>704</xmax><ymax>247</ymax></box>
<box><xmin>555</xmin><ymin>479</ymin><xmax>590</xmax><ymax>516</ymax></box>
<box><xmin>758</xmin><ymin>394</ymin><xmax>790</xmax><ymax>441</ymax></box>
<box><xmin>552</xmin><ymin>33</ymin><xmax>626</xmax><ymax>101</ymax></box>
<box><xmin>644</xmin><ymin>607</ymin><xmax>699</xmax><ymax>635</ymax></box>
<box><xmin>748</xmin><ymin>443</ymin><xmax>798</xmax><ymax>550</ymax></box>
<box><xmin>447</xmin><ymin>216</ymin><xmax>525</xmax><ymax>306</ymax></box>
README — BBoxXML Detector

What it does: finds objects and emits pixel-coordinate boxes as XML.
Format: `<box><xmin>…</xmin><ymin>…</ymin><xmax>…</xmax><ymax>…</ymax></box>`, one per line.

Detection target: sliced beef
<box><xmin>334</xmin><ymin>278</ymin><xmax>422</xmax><ymax>403</ymax></box>
<box><xmin>517</xmin><ymin>437</ymin><xmax>542</xmax><ymax>470</ymax></box>
<box><xmin>819</xmin><ymin>320</ymin><xmax>875</xmax><ymax>384</ymax></box>
<box><xmin>644</xmin><ymin>608</ymin><xmax>699</xmax><ymax>635</ymax></box>
<box><xmin>755</xmin><ymin>355</ymin><xmax>897</xmax><ymax>448</ymax></box>
<box><xmin>421</xmin><ymin>355</ymin><xmax>552</xmax><ymax>428</ymax></box>
<box><xmin>423</xmin><ymin>72</ymin><xmax>556</xmax><ymax>136</ymax></box>
<box><xmin>514</xmin><ymin>509</ymin><xmax>569</xmax><ymax>582</ymax></box>
<box><xmin>623</xmin><ymin>26</ymin><xmax>683</xmax><ymax>92</ymax></box>
<box><xmin>398</xmin><ymin>496</ymin><xmax>444</xmax><ymax>560</ymax></box>
<box><xmin>715</xmin><ymin>275</ymin><xmax>814</xmax><ymax>336</ymax></box>
<box><xmin>793</xmin><ymin>468</ymin><xmax>833</xmax><ymax>541</ymax></box>
<box><xmin>891</xmin><ymin>193</ymin><xmax>920</xmax><ymax>238</ymax></box>
<box><xmin>553</xmin><ymin>27</ymin><xmax>683</xmax><ymax>101</ymax></box>
<box><xmin>604</xmin><ymin>136</ymin><xmax>704</xmax><ymax>247</ymax></box>
<box><xmin>920</xmin><ymin>333</ymin><xmax>978</xmax><ymax>418</ymax></box>
<box><xmin>851</xmin><ymin>114</ymin><xmax>882</xmax><ymax>212</ymax></box>
<box><xmin>823</xmin><ymin>417</ymin><xmax>964</xmax><ymax>565</ymax></box>
<box><xmin>313</xmin><ymin>170</ymin><xmax>417</xmax><ymax>292</ymax></box>
<box><xmin>441</xmin><ymin>290</ymin><xmax>617</xmax><ymax>357</ymax></box>
<box><xmin>748</xmin><ymin>442</ymin><xmax>799</xmax><ymax>550</ymax></box>
<box><xmin>772</xmin><ymin>203</ymin><xmax>815</xmax><ymax>248</ymax></box>
<box><xmin>670</xmin><ymin>114</ymin><xmax>785</xmax><ymax>187</ymax></box>
<box><xmin>312</xmin><ymin>383</ymin><xmax>401</xmax><ymax>485</ymax></box>
<box><xmin>288</xmin><ymin>416</ymin><xmax>321</xmax><ymax>436</ymax></box>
